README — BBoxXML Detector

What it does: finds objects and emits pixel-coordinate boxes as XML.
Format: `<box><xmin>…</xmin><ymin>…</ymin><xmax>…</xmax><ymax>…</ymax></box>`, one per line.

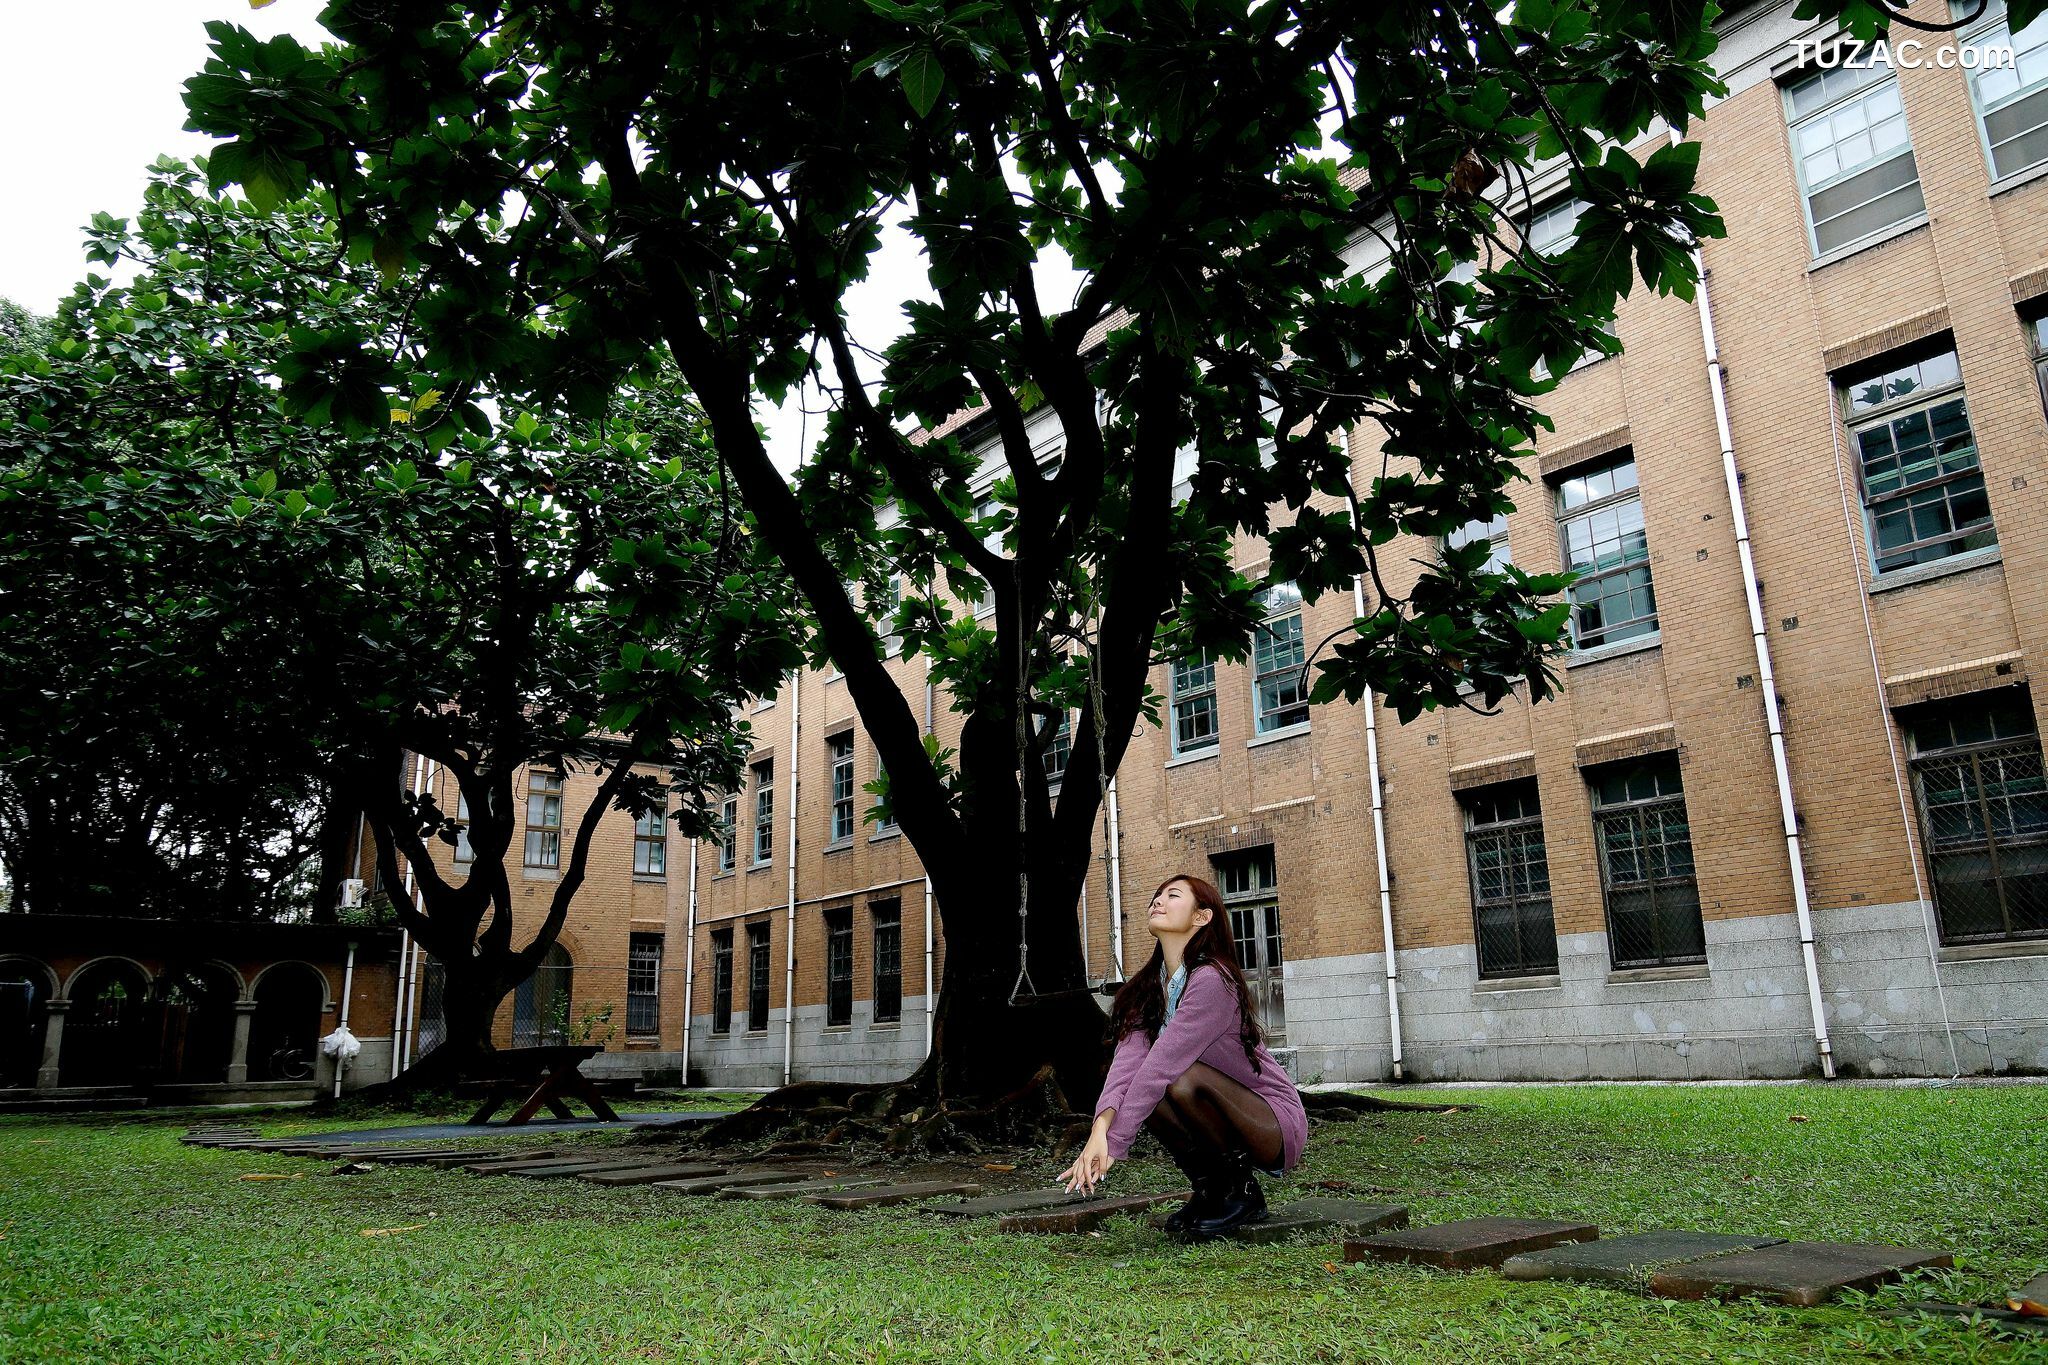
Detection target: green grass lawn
<box><xmin>3</xmin><ymin>1083</ymin><xmax>2045</xmax><ymax>1363</ymax></box>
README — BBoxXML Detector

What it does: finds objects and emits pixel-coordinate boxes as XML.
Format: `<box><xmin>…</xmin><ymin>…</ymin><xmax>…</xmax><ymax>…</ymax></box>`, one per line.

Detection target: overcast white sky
<box><xmin>0</xmin><ymin>1</ymin><xmax>1087</xmax><ymax>471</ymax></box>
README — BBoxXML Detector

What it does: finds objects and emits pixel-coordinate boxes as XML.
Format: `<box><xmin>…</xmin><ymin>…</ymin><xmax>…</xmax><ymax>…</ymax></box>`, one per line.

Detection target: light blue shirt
<box><xmin>1161</xmin><ymin>961</ymin><xmax>1189</xmax><ymax>1029</ymax></box>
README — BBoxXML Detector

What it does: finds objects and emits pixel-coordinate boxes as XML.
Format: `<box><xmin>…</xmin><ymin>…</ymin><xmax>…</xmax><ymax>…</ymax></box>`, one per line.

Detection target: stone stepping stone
<box><xmin>931</xmin><ymin>1188</ymin><xmax>1098</xmax><ymax>1218</ymax></box>
<box><xmin>509</xmin><ymin>1158</ymin><xmax>673</xmax><ymax>1179</ymax></box>
<box><xmin>720</xmin><ymin>1176</ymin><xmax>888</xmax><ymax>1201</ymax></box>
<box><xmin>1502</xmin><ymin>1230</ymin><xmax>1784</xmax><ymax>1284</ymax></box>
<box><xmin>810</xmin><ymin>1180</ymin><xmax>983</xmax><ymax>1210</ymax></box>
<box><xmin>579</xmin><ymin>1163</ymin><xmax>728</xmax><ymax>1186</ymax></box>
<box><xmin>352</xmin><ymin>1149</ymin><xmax>510</xmax><ymax>1167</ymax></box>
<box><xmin>1345</xmin><ymin>1217</ymin><xmax>1600</xmax><ymax>1270</ymax></box>
<box><xmin>464</xmin><ymin>1152</ymin><xmax>606</xmax><ymax>1174</ymax></box>
<box><xmin>998</xmin><ymin>1190</ymin><xmax>1188</xmax><ymax>1234</ymax></box>
<box><xmin>1158</xmin><ymin>1199</ymin><xmax>1410</xmax><ymax>1244</ymax></box>
<box><xmin>1650</xmin><ymin>1241</ymin><xmax>1953</xmax><ymax>1306</ymax></box>
<box><xmin>653</xmin><ymin>1170</ymin><xmax>809</xmax><ymax>1196</ymax></box>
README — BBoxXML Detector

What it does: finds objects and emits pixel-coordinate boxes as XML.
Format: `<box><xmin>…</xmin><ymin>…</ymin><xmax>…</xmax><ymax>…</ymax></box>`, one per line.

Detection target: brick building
<box><xmin>382</xmin><ymin>0</ymin><xmax>2048</xmax><ymax>1088</ymax></box>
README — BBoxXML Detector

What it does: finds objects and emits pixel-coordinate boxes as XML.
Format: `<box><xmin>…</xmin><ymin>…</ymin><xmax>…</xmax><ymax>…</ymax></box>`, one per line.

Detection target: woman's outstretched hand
<box><xmin>1057</xmin><ymin>1121</ymin><xmax>1115</xmax><ymax>1195</ymax></box>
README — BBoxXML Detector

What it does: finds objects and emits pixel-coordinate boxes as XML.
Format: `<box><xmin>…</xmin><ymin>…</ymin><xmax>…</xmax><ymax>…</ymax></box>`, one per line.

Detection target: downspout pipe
<box><xmin>1106</xmin><ymin>777</ymin><xmax>1125</xmax><ymax>981</ymax></box>
<box><xmin>391</xmin><ymin>753</ymin><xmax>428</xmax><ymax>1080</ymax></box>
<box><xmin>681</xmin><ymin>837</ymin><xmax>699</xmax><ymax>1086</ymax></box>
<box><xmin>781</xmin><ymin>680</ymin><xmax>801</xmax><ymax>1088</ymax></box>
<box><xmin>923</xmin><ymin>877</ymin><xmax>936</xmax><ymax>1059</ymax></box>
<box><xmin>333</xmin><ymin>939</ymin><xmax>356</xmax><ymax>1099</ymax></box>
<box><xmin>923</xmin><ymin>662</ymin><xmax>937</xmax><ymax>1058</ymax></box>
<box><xmin>1674</xmin><ymin>127</ymin><xmax>1835</xmax><ymax>1079</ymax></box>
<box><xmin>1350</xmin><ymin>574</ymin><xmax>1405</xmax><ymax>1082</ymax></box>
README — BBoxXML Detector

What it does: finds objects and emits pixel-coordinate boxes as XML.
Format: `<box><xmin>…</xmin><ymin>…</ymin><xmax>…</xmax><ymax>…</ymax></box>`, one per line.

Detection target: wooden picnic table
<box><xmin>465</xmin><ymin>1045</ymin><xmax>621</xmax><ymax>1126</ymax></box>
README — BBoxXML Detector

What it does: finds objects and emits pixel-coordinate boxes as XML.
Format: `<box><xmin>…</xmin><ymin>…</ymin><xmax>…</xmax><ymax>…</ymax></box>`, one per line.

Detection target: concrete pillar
<box><xmin>37</xmin><ymin>1000</ymin><xmax>67</xmax><ymax>1090</ymax></box>
<box><xmin>226</xmin><ymin>1000</ymin><xmax>257</xmax><ymax>1085</ymax></box>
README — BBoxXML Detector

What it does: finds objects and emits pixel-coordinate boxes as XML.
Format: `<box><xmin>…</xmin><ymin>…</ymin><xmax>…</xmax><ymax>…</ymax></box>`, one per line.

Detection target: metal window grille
<box><xmin>1591</xmin><ymin>756</ymin><xmax>1705</xmax><ymax>969</ymax></box>
<box><xmin>752</xmin><ymin>761</ymin><xmax>774</xmax><ymax>865</ymax></box>
<box><xmin>746</xmin><ymin>923</ymin><xmax>771</xmax><ymax>1031</ymax></box>
<box><xmin>511</xmin><ymin>946</ymin><xmax>572</xmax><ymax>1046</ymax></box>
<box><xmin>1213</xmin><ymin>847</ymin><xmax>1285</xmax><ymax>1041</ymax></box>
<box><xmin>1171</xmin><ymin>653</ymin><xmax>1219</xmax><ymax>755</ymax></box>
<box><xmin>828</xmin><ymin>734</ymin><xmax>855</xmax><ymax>844</ymax></box>
<box><xmin>1841</xmin><ymin>350</ymin><xmax>1995</xmax><ymax>574</ymax></box>
<box><xmin>523</xmin><ymin>771</ymin><xmax>563</xmax><ymax>869</ymax></box>
<box><xmin>633</xmin><ymin>809</ymin><xmax>667</xmax><ymax>877</ymax></box>
<box><xmin>626</xmin><ymin>933</ymin><xmax>663</xmax><ymax>1036</ymax></box>
<box><xmin>1252</xmin><ymin>584</ymin><xmax>1308</xmax><ymax>734</ymax></box>
<box><xmin>1969</xmin><ymin>13</ymin><xmax>2048</xmax><ymax>180</ymax></box>
<box><xmin>871</xmin><ymin>900</ymin><xmax>902</xmax><ymax>1024</ymax></box>
<box><xmin>1556</xmin><ymin>454</ymin><xmax>1657</xmax><ymax>650</ymax></box>
<box><xmin>824</xmin><ymin>908</ymin><xmax>853</xmax><ymax>1027</ymax></box>
<box><xmin>1906</xmin><ymin>693</ymin><xmax>2048</xmax><ymax>944</ymax></box>
<box><xmin>1785</xmin><ymin>62</ymin><xmax>1925</xmax><ymax>254</ymax></box>
<box><xmin>710</xmin><ymin>929</ymin><xmax>733</xmax><ymax>1034</ymax></box>
<box><xmin>1462</xmin><ymin>781</ymin><xmax>1559</xmax><ymax>978</ymax></box>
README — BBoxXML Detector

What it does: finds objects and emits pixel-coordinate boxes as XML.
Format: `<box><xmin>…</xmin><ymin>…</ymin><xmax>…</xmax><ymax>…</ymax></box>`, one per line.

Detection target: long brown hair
<box><xmin>1108</xmin><ymin>873</ymin><xmax>1265</xmax><ymax>1072</ymax></box>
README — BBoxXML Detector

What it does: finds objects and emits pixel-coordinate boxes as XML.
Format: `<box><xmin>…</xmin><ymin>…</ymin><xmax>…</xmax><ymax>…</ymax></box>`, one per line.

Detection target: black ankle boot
<box><xmin>1159</xmin><ymin>1147</ymin><xmax>1223</xmax><ymax>1235</ymax></box>
<box><xmin>1188</xmin><ymin>1149</ymin><xmax>1267</xmax><ymax>1239</ymax></box>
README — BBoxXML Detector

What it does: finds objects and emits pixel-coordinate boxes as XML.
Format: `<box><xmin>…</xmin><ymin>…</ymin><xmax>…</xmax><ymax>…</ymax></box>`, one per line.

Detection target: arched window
<box><xmin>152</xmin><ymin>964</ymin><xmax>241</xmax><ymax>1084</ymax></box>
<box><xmin>60</xmin><ymin>960</ymin><xmax>151</xmax><ymax>1087</ymax></box>
<box><xmin>0</xmin><ymin>960</ymin><xmax>54</xmax><ymax>1089</ymax></box>
<box><xmin>249</xmin><ymin>964</ymin><xmax>327</xmax><ymax>1082</ymax></box>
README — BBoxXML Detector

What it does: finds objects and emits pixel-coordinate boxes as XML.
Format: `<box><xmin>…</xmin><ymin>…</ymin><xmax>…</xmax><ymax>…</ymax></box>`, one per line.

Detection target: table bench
<box><xmin>464</xmin><ymin>1045</ymin><xmax>620</xmax><ymax>1126</ymax></box>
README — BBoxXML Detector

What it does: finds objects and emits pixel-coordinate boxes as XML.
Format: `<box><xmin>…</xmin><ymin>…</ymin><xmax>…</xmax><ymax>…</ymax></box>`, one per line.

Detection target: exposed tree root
<box><xmin>692</xmin><ymin>1065</ymin><xmax>1090</xmax><ymax>1161</ymax></box>
<box><xmin>693</xmin><ymin>1075</ymin><xmax>1470</xmax><ymax>1160</ymax></box>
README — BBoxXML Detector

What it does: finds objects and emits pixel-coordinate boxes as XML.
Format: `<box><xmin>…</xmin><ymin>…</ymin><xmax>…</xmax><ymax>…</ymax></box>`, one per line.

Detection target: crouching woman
<box><xmin>1057</xmin><ymin>874</ymin><xmax>1307</xmax><ymax>1238</ymax></box>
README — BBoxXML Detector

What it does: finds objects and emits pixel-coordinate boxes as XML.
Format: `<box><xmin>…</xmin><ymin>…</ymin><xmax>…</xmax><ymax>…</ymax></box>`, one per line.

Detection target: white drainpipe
<box><xmin>781</xmin><ymin>679</ymin><xmax>801</xmax><ymax>1087</ymax></box>
<box><xmin>681</xmin><ymin>837</ymin><xmax>699</xmax><ymax>1086</ymax></box>
<box><xmin>922</xmin><ymin>662</ymin><xmax>937</xmax><ymax>1057</ymax></box>
<box><xmin>1106</xmin><ymin>777</ymin><xmax>1125</xmax><ymax>981</ymax></box>
<box><xmin>1674</xmin><ymin>128</ymin><xmax>1835</xmax><ymax>1079</ymax></box>
<box><xmin>333</xmin><ymin>939</ymin><xmax>356</xmax><ymax>1099</ymax></box>
<box><xmin>922</xmin><ymin>877</ymin><xmax>936</xmax><ymax>1058</ymax></box>
<box><xmin>1349</xmin><ymin>574</ymin><xmax>1405</xmax><ymax>1081</ymax></box>
<box><xmin>391</xmin><ymin>752</ymin><xmax>428</xmax><ymax>1080</ymax></box>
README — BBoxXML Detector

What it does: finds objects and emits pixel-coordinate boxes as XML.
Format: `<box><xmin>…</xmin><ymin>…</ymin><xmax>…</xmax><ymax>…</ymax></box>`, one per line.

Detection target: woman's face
<box><xmin>1146</xmin><ymin>878</ymin><xmax>1212</xmax><ymax>939</ymax></box>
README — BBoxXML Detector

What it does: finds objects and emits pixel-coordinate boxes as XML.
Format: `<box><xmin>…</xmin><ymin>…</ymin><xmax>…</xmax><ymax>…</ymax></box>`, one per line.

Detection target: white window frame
<box><xmin>1783</xmin><ymin>58</ymin><xmax>1925</xmax><ymax>257</ymax></box>
<box><xmin>523</xmin><ymin>771</ymin><xmax>563</xmax><ymax>869</ymax></box>
<box><xmin>1444</xmin><ymin>512</ymin><xmax>1512</xmax><ymax>575</ymax></box>
<box><xmin>827</xmin><ymin>733</ymin><xmax>856</xmax><ymax>846</ymax></box>
<box><xmin>1963</xmin><ymin>5</ymin><xmax>2048</xmax><ymax>182</ymax></box>
<box><xmin>1170</xmin><ymin>652</ymin><xmax>1220</xmax><ymax>756</ymax></box>
<box><xmin>1555</xmin><ymin>454</ymin><xmax>1658</xmax><ymax>651</ymax></box>
<box><xmin>751</xmin><ymin>760</ymin><xmax>774</xmax><ymax>867</ymax></box>
<box><xmin>1838</xmin><ymin>347</ymin><xmax>1995</xmax><ymax>575</ymax></box>
<box><xmin>633</xmin><ymin>806</ymin><xmax>667</xmax><ymax>878</ymax></box>
<box><xmin>1251</xmin><ymin>582</ymin><xmax>1309</xmax><ymax>736</ymax></box>
<box><xmin>717</xmin><ymin>794</ymin><xmax>738</xmax><ymax>873</ymax></box>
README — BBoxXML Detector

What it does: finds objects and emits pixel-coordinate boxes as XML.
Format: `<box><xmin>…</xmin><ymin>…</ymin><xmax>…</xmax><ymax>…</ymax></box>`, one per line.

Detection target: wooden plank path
<box><xmin>186</xmin><ymin>1127</ymin><xmax>1959</xmax><ymax>1312</ymax></box>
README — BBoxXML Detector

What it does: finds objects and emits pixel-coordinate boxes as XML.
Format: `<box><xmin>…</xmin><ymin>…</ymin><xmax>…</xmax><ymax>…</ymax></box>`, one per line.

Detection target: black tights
<box><xmin>1144</xmin><ymin>1060</ymin><xmax>1284</xmax><ymax>1170</ymax></box>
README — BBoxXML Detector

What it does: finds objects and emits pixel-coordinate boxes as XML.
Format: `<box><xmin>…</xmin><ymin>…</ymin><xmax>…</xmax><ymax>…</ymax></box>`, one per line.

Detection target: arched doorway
<box><xmin>248</xmin><ymin>964</ymin><xmax>327</xmax><ymax>1082</ymax></box>
<box><xmin>0</xmin><ymin>959</ymin><xmax>54</xmax><ymax>1089</ymax></box>
<box><xmin>60</xmin><ymin>960</ymin><xmax>152</xmax><ymax>1087</ymax></box>
<box><xmin>512</xmin><ymin>944</ymin><xmax>572</xmax><ymax>1047</ymax></box>
<box><xmin>150</xmin><ymin>963</ymin><xmax>240</xmax><ymax>1084</ymax></box>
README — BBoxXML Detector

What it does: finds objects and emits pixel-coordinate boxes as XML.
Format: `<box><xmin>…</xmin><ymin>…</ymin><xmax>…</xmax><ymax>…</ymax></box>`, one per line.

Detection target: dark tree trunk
<box><xmin>309</xmin><ymin>790</ymin><xmax>356</xmax><ymax>926</ymax></box>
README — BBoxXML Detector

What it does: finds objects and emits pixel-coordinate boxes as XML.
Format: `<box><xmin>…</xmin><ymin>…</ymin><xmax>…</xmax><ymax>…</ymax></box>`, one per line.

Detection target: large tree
<box><xmin>0</xmin><ymin>160</ymin><xmax>798</xmax><ymax>1078</ymax></box>
<box><xmin>182</xmin><ymin>0</ymin><xmax>1745</xmax><ymax>1114</ymax></box>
